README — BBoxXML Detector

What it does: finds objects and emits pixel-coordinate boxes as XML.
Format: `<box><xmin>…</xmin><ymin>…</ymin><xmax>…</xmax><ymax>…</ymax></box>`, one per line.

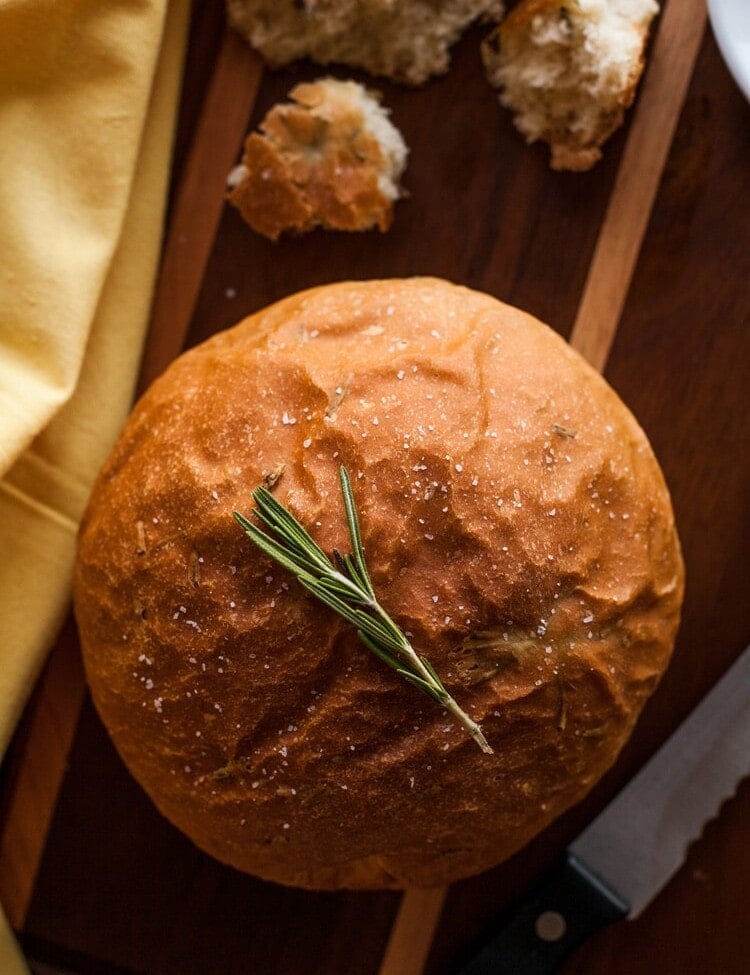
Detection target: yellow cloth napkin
<box><xmin>0</xmin><ymin>0</ymin><xmax>189</xmax><ymax>969</ymax></box>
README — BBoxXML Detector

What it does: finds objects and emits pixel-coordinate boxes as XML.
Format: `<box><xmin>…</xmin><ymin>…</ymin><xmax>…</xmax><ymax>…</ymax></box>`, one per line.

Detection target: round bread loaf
<box><xmin>74</xmin><ymin>278</ymin><xmax>683</xmax><ymax>889</ymax></box>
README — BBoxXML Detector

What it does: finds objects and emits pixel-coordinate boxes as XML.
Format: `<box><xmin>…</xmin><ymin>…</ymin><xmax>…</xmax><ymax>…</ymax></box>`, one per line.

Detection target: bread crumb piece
<box><xmin>228</xmin><ymin>0</ymin><xmax>506</xmax><ymax>85</ymax></box>
<box><xmin>227</xmin><ymin>78</ymin><xmax>408</xmax><ymax>240</ymax></box>
<box><xmin>483</xmin><ymin>0</ymin><xmax>659</xmax><ymax>170</ymax></box>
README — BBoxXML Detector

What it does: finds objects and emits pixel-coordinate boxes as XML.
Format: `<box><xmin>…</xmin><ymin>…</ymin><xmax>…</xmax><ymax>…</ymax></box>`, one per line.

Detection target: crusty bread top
<box><xmin>483</xmin><ymin>0</ymin><xmax>659</xmax><ymax>170</ymax></box>
<box><xmin>227</xmin><ymin>78</ymin><xmax>408</xmax><ymax>240</ymax></box>
<box><xmin>74</xmin><ymin>278</ymin><xmax>683</xmax><ymax>889</ymax></box>
<box><xmin>228</xmin><ymin>0</ymin><xmax>505</xmax><ymax>85</ymax></box>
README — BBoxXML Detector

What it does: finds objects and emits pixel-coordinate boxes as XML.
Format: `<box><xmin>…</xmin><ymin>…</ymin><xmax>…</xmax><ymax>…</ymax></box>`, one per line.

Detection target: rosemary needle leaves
<box><xmin>233</xmin><ymin>466</ymin><xmax>493</xmax><ymax>755</ymax></box>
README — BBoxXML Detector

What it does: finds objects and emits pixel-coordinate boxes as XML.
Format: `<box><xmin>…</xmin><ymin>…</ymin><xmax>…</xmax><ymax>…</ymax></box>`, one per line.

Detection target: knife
<box><xmin>456</xmin><ymin>642</ymin><xmax>750</xmax><ymax>974</ymax></box>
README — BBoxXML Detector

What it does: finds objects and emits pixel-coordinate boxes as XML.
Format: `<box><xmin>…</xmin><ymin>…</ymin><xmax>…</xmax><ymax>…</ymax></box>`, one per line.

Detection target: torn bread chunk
<box><xmin>227</xmin><ymin>78</ymin><xmax>408</xmax><ymax>240</ymax></box>
<box><xmin>483</xmin><ymin>0</ymin><xmax>659</xmax><ymax>171</ymax></box>
<box><xmin>227</xmin><ymin>0</ymin><xmax>505</xmax><ymax>86</ymax></box>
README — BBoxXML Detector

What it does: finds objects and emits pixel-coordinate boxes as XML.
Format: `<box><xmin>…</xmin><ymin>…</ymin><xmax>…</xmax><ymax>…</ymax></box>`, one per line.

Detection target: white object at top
<box><xmin>708</xmin><ymin>0</ymin><xmax>750</xmax><ymax>100</ymax></box>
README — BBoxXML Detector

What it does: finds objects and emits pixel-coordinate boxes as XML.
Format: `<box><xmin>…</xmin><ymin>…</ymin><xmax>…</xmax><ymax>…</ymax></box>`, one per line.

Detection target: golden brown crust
<box><xmin>227</xmin><ymin>79</ymin><xmax>404</xmax><ymax>240</ymax></box>
<box><xmin>550</xmin><ymin>143</ymin><xmax>603</xmax><ymax>172</ymax></box>
<box><xmin>228</xmin><ymin>135</ymin><xmax>315</xmax><ymax>240</ymax></box>
<box><xmin>74</xmin><ymin>278</ymin><xmax>684</xmax><ymax>889</ymax></box>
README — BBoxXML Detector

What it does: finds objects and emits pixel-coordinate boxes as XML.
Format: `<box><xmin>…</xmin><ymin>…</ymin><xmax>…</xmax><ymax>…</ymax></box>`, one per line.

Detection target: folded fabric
<box><xmin>0</xmin><ymin>0</ymin><xmax>189</xmax><ymax>968</ymax></box>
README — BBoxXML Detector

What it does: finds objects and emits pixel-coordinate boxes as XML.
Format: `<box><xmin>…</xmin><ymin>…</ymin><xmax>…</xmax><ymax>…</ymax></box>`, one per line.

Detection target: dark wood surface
<box><xmin>10</xmin><ymin>1</ymin><xmax>750</xmax><ymax>972</ymax></box>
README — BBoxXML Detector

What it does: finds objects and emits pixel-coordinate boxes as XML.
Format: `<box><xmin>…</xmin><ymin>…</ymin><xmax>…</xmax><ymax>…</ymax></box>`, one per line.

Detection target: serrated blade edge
<box><xmin>570</xmin><ymin>643</ymin><xmax>750</xmax><ymax>917</ymax></box>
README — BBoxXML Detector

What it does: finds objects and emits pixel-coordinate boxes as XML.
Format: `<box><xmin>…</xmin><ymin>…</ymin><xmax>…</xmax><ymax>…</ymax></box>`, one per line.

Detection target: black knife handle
<box><xmin>456</xmin><ymin>853</ymin><xmax>629</xmax><ymax>975</ymax></box>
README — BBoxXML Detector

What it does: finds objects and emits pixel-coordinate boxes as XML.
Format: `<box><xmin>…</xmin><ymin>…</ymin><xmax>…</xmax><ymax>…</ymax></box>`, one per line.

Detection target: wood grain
<box><xmin>379</xmin><ymin>889</ymin><xmax>448</xmax><ymax>975</ymax></box>
<box><xmin>0</xmin><ymin>622</ymin><xmax>85</xmax><ymax>930</ymax></box>
<box><xmin>138</xmin><ymin>30</ymin><xmax>263</xmax><ymax>392</ymax></box>
<box><xmin>569</xmin><ymin>0</ymin><xmax>708</xmax><ymax>371</ymax></box>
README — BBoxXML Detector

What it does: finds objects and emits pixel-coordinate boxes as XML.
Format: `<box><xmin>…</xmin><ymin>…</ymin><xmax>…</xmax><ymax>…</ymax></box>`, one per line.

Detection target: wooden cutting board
<box><xmin>2</xmin><ymin>1</ymin><xmax>749</xmax><ymax>972</ymax></box>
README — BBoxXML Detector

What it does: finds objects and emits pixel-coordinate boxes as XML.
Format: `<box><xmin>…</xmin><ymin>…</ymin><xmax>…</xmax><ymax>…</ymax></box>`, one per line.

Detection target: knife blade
<box><xmin>456</xmin><ymin>642</ymin><xmax>750</xmax><ymax>974</ymax></box>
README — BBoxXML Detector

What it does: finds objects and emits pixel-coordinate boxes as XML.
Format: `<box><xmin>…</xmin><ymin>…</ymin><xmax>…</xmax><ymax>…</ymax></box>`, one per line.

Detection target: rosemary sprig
<box><xmin>233</xmin><ymin>466</ymin><xmax>493</xmax><ymax>754</ymax></box>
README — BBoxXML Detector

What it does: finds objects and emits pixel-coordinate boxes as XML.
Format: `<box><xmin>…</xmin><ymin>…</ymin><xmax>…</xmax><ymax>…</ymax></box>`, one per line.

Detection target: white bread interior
<box><xmin>228</xmin><ymin>0</ymin><xmax>506</xmax><ymax>85</ymax></box>
<box><xmin>483</xmin><ymin>0</ymin><xmax>659</xmax><ymax>170</ymax></box>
